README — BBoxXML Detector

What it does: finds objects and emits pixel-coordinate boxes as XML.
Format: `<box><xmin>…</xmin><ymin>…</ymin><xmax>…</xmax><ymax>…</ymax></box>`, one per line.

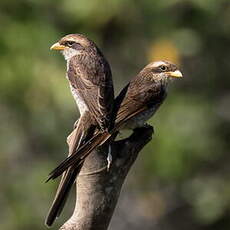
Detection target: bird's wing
<box><xmin>46</xmin><ymin>77</ymin><xmax>167</xmax><ymax>181</ymax></box>
<box><xmin>68</xmin><ymin>55</ymin><xmax>114</xmax><ymax>130</ymax></box>
<box><xmin>115</xmin><ymin>76</ymin><xmax>166</xmax><ymax>126</ymax></box>
<box><xmin>45</xmin><ymin>113</ymin><xmax>96</xmax><ymax>227</ymax></box>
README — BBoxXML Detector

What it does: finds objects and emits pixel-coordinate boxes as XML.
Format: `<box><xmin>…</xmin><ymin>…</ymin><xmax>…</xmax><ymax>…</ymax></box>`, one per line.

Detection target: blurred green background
<box><xmin>0</xmin><ymin>0</ymin><xmax>230</xmax><ymax>229</ymax></box>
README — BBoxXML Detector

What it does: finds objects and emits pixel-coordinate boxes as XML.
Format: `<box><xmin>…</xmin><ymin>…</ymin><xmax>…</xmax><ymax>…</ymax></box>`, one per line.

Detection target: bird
<box><xmin>46</xmin><ymin>34</ymin><xmax>114</xmax><ymax>227</ymax></box>
<box><xmin>47</xmin><ymin>60</ymin><xmax>183</xmax><ymax>183</ymax></box>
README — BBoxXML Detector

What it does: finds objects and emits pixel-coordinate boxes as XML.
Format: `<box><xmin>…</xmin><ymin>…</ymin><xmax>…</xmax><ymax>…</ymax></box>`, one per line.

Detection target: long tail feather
<box><xmin>46</xmin><ymin>113</ymin><xmax>95</xmax><ymax>226</ymax></box>
<box><xmin>45</xmin><ymin>164</ymin><xmax>82</xmax><ymax>226</ymax></box>
<box><xmin>47</xmin><ymin>131</ymin><xmax>111</xmax><ymax>181</ymax></box>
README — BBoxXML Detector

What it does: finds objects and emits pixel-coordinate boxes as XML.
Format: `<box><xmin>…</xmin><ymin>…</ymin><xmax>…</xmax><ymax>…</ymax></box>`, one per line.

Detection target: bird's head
<box><xmin>50</xmin><ymin>34</ymin><xmax>94</xmax><ymax>60</ymax></box>
<box><xmin>141</xmin><ymin>60</ymin><xmax>183</xmax><ymax>85</ymax></box>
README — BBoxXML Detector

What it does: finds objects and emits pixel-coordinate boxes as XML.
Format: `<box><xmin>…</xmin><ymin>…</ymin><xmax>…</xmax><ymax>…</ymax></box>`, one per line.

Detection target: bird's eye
<box><xmin>159</xmin><ymin>65</ymin><xmax>167</xmax><ymax>71</ymax></box>
<box><xmin>65</xmin><ymin>41</ymin><xmax>75</xmax><ymax>47</ymax></box>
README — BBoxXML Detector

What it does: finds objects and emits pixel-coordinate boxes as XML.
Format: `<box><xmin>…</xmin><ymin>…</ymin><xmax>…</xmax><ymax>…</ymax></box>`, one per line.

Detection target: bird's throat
<box><xmin>62</xmin><ymin>48</ymin><xmax>80</xmax><ymax>61</ymax></box>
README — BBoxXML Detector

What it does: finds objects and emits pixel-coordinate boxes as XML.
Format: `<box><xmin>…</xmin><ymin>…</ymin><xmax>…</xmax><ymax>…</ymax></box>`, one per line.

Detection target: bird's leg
<box><xmin>106</xmin><ymin>145</ymin><xmax>112</xmax><ymax>171</ymax></box>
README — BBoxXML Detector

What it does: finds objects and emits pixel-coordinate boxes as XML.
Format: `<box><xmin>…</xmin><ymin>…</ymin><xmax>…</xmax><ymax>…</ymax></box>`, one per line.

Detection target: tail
<box><xmin>45</xmin><ymin>164</ymin><xmax>83</xmax><ymax>226</ymax></box>
<box><xmin>45</xmin><ymin>112</ymin><xmax>95</xmax><ymax>226</ymax></box>
<box><xmin>47</xmin><ymin>131</ymin><xmax>111</xmax><ymax>181</ymax></box>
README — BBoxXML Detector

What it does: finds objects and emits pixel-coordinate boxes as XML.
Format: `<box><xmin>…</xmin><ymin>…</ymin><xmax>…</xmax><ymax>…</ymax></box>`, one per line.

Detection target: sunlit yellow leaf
<box><xmin>148</xmin><ymin>39</ymin><xmax>180</xmax><ymax>66</ymax></box>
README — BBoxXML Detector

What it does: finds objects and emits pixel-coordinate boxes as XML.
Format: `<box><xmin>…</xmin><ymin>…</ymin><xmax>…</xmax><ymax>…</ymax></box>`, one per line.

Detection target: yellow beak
<box><xmin>50</xmin><ymin>42</ymin><xmax>66</xmax><ymax>50</ymax></box>
<box><xmin>167</xmin><ymin>70</ymin><xmax>183</xmax><ymax>78</ymax></box>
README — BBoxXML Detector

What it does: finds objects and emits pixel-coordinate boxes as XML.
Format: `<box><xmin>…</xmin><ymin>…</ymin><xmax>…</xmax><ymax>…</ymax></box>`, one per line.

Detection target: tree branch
<box><xmin>59</xmin><ymin>126</ymin><xmax>154</xmax><ymax>230</ymax></box>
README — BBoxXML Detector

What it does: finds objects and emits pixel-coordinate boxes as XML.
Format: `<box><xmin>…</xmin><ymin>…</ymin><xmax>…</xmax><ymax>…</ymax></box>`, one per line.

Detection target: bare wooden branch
<box><xmin>59</xmin><ymin>126</ymin><xmax>154</xmax><ymax>230</ymax></box>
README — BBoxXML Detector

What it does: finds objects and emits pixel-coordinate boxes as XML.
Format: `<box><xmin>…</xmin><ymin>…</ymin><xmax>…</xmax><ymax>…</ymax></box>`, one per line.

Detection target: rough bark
<box><xmin>59</xmin><ymin>126</ymin><xmax>154</xmax><ymax>230</ymax></box>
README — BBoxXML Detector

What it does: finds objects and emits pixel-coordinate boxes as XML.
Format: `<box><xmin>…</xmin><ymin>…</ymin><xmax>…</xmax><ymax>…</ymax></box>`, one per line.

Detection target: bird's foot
<box><xmin>106</xmin><ymin>145</ymin><xmax>112</xmax><ymax>171</ymax></box>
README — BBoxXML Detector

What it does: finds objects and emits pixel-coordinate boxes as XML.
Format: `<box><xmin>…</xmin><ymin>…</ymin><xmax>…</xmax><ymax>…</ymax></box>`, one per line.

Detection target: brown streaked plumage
<box><xmin>50</xmin><ymin>34</ymin><xmax>114</xmax><ymax>130</ymax></box>
<box><xmin>47</xmin><ymin>60</ymin><xmax>183</xmax><ymax>182</ymax></box>
<box><xmin>46</xmin><ymin>34</ymin><xmax>114</xmax><ymax>226</ymax></box>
